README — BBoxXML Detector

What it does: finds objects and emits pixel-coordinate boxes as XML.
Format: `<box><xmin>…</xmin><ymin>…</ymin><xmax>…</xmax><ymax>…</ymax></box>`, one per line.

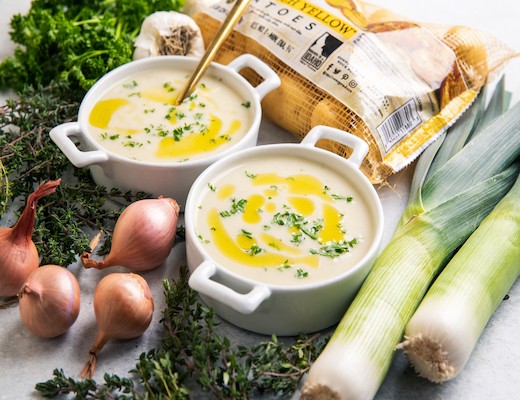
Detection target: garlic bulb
<box><xmin>133</xmin><ymin>11</ymin><xmax>205</xmax><ymax>60</ymax></box>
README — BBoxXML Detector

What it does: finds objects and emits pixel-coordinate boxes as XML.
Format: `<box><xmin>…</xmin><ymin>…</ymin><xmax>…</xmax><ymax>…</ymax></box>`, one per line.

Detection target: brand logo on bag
<box><xmin>301</xmin><ymin>32</ymin><xmax>342</xmax><ymax>70</ymax></box>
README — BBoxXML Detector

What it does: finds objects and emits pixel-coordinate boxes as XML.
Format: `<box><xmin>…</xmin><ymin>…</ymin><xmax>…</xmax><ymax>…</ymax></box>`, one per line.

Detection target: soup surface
<box><xmin>87</xmin><ymin>67</ymin><xmax>253</xmax><ymax>162</ymax></box>
<box><xmin>194</xmin><ymin>154</ymin><xmax>376</xmax><ymax>286</ymax></box>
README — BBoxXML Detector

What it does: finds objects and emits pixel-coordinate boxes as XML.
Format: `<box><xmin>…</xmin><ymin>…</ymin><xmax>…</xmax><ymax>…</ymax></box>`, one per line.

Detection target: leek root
<box><xmin>398</xmin><ymin>172</ymin><xmax>520</xmax><ymax>382</ymax></box>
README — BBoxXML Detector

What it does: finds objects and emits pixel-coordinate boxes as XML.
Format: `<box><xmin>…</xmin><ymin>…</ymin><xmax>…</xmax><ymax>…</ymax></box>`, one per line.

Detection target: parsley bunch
<box><xmin>0</xmin><ymin>0</ymin><xmax>183</xmax><ymax>92</ymax></box>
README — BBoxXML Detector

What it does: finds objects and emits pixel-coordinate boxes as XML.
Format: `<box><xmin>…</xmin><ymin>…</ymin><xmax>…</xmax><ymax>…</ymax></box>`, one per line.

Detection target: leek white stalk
<box><xmin>398</xmin><ymin>172</ymin><xmax>520</xmax><ymax>382</ymax></box>
<box><xmin>301</xmin><ymin>80</ymin><xmax>520</xmax><ymax>400</ymax></box>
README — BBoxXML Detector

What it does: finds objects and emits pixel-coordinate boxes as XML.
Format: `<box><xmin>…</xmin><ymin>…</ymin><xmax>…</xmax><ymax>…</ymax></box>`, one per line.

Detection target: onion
<box><xmin>81</xmin><ymin>272</ymin><xmax>154</xmax><ymax>378</ymax></box>
<box><xmin>18</xmin><ymin>264</ymin><xmax>81</xmax><ymax>338</ymax></box>
<box><xmin>81</xmin><ymin>197</ymin><xmax>180</xmax><ymax>271</ymax></box>
<box><xmin>0</xmin><ymin>179</ymin><xmax>61</xmax><ymax>297</ymax></box>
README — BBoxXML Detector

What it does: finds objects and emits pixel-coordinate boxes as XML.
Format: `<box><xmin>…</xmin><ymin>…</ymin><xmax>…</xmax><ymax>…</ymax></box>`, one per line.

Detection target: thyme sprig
<box><xmin>36</xmin><ymin>266</ymin><xmax>329</xmax><ymax>399</ymax></box>
<box><xmin>0</xmin><ymin>83</ymin><xmax>152</xmax><ymax>265</ymax></box>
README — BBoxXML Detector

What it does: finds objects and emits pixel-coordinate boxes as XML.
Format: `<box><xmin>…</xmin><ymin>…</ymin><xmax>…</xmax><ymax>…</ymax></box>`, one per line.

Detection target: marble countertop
<box><xmin>1</xmin><ymin>0</ymin><xmax>519</xmax><ymax>399</ymax></box>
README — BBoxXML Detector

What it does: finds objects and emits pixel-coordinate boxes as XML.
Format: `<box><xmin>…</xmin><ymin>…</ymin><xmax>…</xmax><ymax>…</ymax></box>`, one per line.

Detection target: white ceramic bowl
<box><xmin>49</xmin><ymin>54</ymin><xmax>280</xmax><ymax>208</ymax></box>
<box><xmin>185</xmin><ymin>126</ymin><xmax>384</xmax><ymax>335</ymax></box>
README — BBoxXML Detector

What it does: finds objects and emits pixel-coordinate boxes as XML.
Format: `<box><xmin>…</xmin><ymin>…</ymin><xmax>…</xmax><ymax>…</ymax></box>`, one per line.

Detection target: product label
<box><xmin>204</xmin><ymin>0</ymin><xmax>457</xmax><ymax>159</ymax></box>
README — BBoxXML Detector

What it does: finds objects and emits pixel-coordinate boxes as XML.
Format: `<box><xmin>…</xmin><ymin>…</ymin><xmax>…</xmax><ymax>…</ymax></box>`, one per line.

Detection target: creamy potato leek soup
<box><xmin>87</xmin><ymin>68</ymin><xmax>253</xmax><ymax>162</ymax></box>
<box><xmin>195</xmin><ymin>155</ymin><xmax>376</xmax><ymax>286</ymax></box>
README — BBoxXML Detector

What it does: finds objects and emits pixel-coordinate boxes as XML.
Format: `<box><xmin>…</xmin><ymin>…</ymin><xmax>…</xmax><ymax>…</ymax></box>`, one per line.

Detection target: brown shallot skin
<box><xmin>81</xmin><ymin>273</ymin><xmax>154</xmax><ymax>379</ymax></box>
<box><xmin>0</xmin><ymin>179</ymin><xmax>61</xmax><ymax>297</ymax></box>
<box><xmin>81</xmin><ymin>197</ymin><xmax>180</xmax><ymax>271</ymax></box>
<box><xmin>18</xmin><ymin>264</ymin><xmax>81</xmax><ymax>338</ymax></box>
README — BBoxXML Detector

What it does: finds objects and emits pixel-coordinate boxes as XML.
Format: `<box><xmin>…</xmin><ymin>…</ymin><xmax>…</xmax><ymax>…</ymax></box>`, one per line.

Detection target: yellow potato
<box><xmin>443</xmin><ymin>25</ymin><xmax>489</xmax><ymax>89</ymax></box>
<box><xmin>262</xmin><ymin>70</ymin><xmax>316</xmax><ymax>138</ymax></box>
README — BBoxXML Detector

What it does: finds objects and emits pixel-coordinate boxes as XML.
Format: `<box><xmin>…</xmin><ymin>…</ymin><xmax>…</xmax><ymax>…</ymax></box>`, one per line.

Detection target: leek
<box><xmin>301</xmin><ymin>81</ymin><xmax>520</xmax><ymax>400</ymax></box>
<box><xmin>398</xmin><ymin>169</ymin><xmax>520</xmax><ymax>382</ymax></box>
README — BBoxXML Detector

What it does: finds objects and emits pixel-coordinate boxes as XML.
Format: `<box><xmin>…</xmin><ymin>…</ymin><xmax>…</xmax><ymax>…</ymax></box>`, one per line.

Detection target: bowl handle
<box><xmin>188</xmin><ymin>260</ymin><xmax>272</xmax><ymax>314</ymax></box>
<box><xmin>50</xmin><ymin>122</ymin><xmax>109</xmax><ymax>167</ymax></box>
<box><xmin>226</xmin><ymin>54</ymin><xmax>281</xmax><ymax>100</ymax></box>
<box><xmin>301</xmin><ymin>125</ymin><xmax>369</xmax><ymax>168</ymax></box>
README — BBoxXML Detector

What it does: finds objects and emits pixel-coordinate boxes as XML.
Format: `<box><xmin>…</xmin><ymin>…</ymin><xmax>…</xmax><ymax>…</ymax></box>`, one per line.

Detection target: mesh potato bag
<box><xmin>194</xmin><ymin>0</ymin><xmax>517</xmax><ymax>183</ymax></box>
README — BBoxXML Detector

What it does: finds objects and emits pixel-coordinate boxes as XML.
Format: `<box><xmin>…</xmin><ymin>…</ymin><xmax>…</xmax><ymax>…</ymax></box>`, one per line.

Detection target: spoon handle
<box><xmin>175</xmin><ymin>0</ymin><xmax>252</xmax><ymax>105</ymax></box>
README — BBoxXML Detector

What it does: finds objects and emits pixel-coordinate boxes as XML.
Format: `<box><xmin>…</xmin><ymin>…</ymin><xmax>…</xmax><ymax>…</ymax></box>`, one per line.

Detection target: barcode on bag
<box><xmin>377</xmin><ymin>99</ymin><xmax>422</xmax><ymax>152</ymax></box>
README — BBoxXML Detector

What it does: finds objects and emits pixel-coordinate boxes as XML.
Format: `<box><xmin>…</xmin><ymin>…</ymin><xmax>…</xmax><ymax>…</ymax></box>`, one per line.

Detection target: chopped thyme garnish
<box><xmin>291</xmin><ymin>232</ymin><xmax>303</xmax><ymax>244</ymax></box>
<box><xmin>242</xmin><ymin>100</ymin><xmax>251</xmax><ymax>108</ymax></box>
<box><xmin>277</xmin><ymin>260</ymin><xmax>292</xmax><ymax>271</ymax></box>
<box><xmin>197</xmin><ymin>234</ymin><xmax>210</xmax><ymax>244</ymax></box>
<box><xmin>310</xmin><ymin>238</ymin><xmax>358</xmax><ymax>258</ymax></box>
<box><xmin>296</xmin><ymin>268</ymin><xmax>309</xmax><ymax>278</ymax></box>
<box><xmin>163</xmin><ymin>81</ymin><xmax>176</xmax><ymax>92</ymax></box>
<box><xmin>272</xmin><ymin>211</ymin><xmax>321</xmax><ymax>240</ymax></box>
<box><xmin>241</xmin><ymin>229</ymin><xmax>253</xmax><ymax>239</ymax></box>
<box><xmin>208</xmin><ymin>183</ymin><xmax>217</xmax><ymax>192</ymax></box>
<box><xmin>331</xmin><ymin>193</ymin><xmax>353</xmax><ymax>202</ymax></box>
<box><xmin>123</xmin><ymin>141</ymin><xmax>142</xmax><ymax>148</ymax></box>
<box><xmin>268</xmin><ymin>241</ymin><xmax>281</xmax><ymax>250</ymax></box>
<box><xmin>246</xmin><ymin>244</ymin><xmax>263</xmax><ymax>256</ymax></box>
<box><xmin>123</xmin><ymin>80</ymin><xmax>138</xmax><ymax>89</ymax></box>
<box><xmin>173</xmin><ymin>127</ymin><xmax>184</xmax><ymax>141</ymax></box>
<box><xmin>219</xmin><ymin>198</ymin><xmax>247</xmax><ymax>217</ymax></box>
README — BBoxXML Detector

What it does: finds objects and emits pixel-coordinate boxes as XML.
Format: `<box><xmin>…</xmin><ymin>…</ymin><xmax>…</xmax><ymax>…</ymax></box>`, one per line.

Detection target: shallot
<box><xmin>0</xmin><ymin>179</ymin><xmax>60</xmax><ymax>297</ymax></box>
<box><xmin>81</xmin><ymin>272</ymin><xmax>154</xmax><ymax>378</ymax></box>
<box><xmin>81</xmin><ymin>197</ymin><xmax>180</xmax><ymax>271</ymax></box>
<box><xmin>18</xmin><ymin>264</ymin><xmax>80</xmax><ymax>338</ymax></box>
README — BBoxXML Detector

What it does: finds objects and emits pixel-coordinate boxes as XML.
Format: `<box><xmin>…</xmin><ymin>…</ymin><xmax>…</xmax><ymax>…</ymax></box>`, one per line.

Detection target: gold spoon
<box><xmin>175</xmin><ymin>0</ymin><xmax>252</xmax><ymax>105</ymax></box>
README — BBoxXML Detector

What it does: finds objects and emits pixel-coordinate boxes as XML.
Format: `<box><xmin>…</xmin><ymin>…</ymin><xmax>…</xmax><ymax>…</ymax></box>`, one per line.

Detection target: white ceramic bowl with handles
<box><xmin>185</xmin><ymin>126</ymin><xmax>384</xmax><ymax>336</ymax></box>
<box><xmin>49</xmin><ymin>54</ymin><xmax>280</xmax><ymax>208</ymax></box>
